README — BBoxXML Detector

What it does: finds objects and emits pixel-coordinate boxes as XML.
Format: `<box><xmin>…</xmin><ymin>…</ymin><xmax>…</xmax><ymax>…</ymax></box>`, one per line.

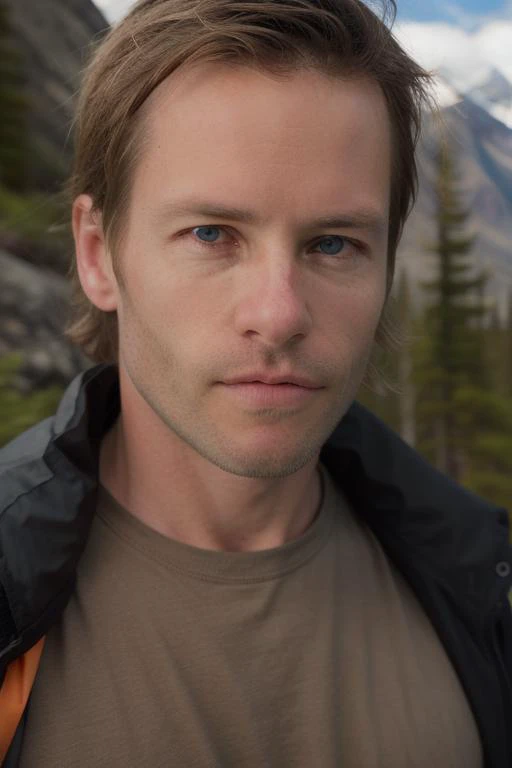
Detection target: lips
<box><xmin>218</xmin><ymin>375</ymin><xmax>323</xmax><ymax>409</ymax></box>
<box><xmin>222</xmin><ymin>374</ymin><xmax>322</xmax><ymax>389</ymax></box>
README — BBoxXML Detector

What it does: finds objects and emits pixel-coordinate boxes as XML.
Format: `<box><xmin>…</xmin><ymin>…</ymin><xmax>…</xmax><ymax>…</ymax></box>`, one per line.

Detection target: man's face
<box><xmin>110</xmin><ymin>65</ymin><xmax>391</xmax><ymax>478</ymax></box>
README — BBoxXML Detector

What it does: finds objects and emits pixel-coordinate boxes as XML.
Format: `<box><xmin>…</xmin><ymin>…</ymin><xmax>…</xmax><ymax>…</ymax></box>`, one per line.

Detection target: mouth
<box><xmin>218</xmin><ymin>380</ymin><xmax>323</xmax><ymax>408</ymax></box>
<box><xmin>222</xmin><ymin>374</ymin><xmax>322</xmax><ymax>389</ymax></box>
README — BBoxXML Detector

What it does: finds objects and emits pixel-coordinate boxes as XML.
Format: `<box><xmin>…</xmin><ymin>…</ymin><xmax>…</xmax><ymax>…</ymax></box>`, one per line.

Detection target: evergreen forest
<box><xmin>360</xmin><ymin>143</ymin><xmax>512</xmax><ymax>514</ymax></box>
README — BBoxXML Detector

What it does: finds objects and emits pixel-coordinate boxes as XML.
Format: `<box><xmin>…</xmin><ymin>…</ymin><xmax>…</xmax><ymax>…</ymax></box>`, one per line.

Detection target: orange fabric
<box><xmin>0</xmin><ymin>639</ymin><xmax>45</xmax><ymax>764</ymax></box>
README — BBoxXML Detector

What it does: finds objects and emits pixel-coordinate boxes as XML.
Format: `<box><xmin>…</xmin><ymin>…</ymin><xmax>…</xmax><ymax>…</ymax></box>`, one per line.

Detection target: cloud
<box><xmin>395</xmin><ymin>19</ymin><xmax>512</xmax><ymax>90</ymax></box>
<box><xmin>476</xmin><ymin>20</ymin><xmax>512</xmax><ymax>77</ymax></box>
<box><xmin>96</xmin><ymin>2</ymin><xmax>512</xmax><ymax>93</ymax></box>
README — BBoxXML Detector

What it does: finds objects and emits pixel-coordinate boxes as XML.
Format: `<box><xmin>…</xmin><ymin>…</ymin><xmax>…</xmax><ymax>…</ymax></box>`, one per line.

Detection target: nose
<box><xmin>233</xmin><ymin>256</ymin><xmax>313</xmax><ymax>349</ymax></box>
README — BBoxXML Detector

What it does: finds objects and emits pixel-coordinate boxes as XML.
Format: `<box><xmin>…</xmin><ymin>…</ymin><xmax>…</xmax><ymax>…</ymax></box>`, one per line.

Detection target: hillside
<box><xmin>2</xmin><ymin>0</ymin><xmax>108</xmax><ymax>192</ymax></box>
<box><xmin>398</xmin><ymin>78</ymin><xmax>512</xmax><ymax>315</ymax></box>
<box><xmin>0</xmin><ymin>0</ymin><xmax>107</xmax><ymax>388</ymax></box>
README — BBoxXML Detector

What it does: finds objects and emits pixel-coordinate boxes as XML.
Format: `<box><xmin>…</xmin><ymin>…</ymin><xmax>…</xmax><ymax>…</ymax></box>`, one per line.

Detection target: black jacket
<box><xmin>1</xmin><ymin>364</ymin><xmax>511</xmax><ymax>767</ymax></box>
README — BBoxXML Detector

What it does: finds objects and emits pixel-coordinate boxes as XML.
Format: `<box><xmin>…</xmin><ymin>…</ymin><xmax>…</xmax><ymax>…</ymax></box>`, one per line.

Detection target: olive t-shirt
<box><xmin>20</xmin><ymin>465</ymin><xmax>482</xmax><ymax>767</ymax></box>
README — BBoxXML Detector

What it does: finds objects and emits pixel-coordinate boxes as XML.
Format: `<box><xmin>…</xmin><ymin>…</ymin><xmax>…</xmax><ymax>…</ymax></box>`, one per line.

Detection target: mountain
<box><xmin>2</xmin><ymin>0</ymin><xmax>108</xmax><ymax>192</ymax></box>
<box><xmin>398</xmin><ymin>68</ymin><xmax>512</xmax><ymax>317</ymax></box>
<box><xmin>465</xmin><ymin>68</ymin><xmax>512</xmax><ymax>130</ymax></box>
<box><xmin>431</xmin><ymin>75</ymin><xmax>461</xmax><ymax>109</ymax></box>
<box><xmin>0</xmin><ymin>0</ymin><xmax>108</xmax><ymax>389</ymax></box>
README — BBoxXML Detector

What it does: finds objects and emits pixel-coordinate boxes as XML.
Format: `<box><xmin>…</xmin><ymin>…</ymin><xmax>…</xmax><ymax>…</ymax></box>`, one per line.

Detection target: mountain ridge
<box><xmin>398</xmin><ymin>69</ymin><xmax>512</xmax><ymax>315</ymax></box>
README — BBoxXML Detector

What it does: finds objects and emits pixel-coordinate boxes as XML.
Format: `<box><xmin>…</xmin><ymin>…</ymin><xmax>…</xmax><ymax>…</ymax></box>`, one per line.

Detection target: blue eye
<box><xmin>317</xmin><ymin>236</ymin><xmax>346</xmax><ymax>255</ymax></box>
<box><xmin>192</xmin><ymin>226</ymin><xmax>222</xmax><ymax>243</ymax></box>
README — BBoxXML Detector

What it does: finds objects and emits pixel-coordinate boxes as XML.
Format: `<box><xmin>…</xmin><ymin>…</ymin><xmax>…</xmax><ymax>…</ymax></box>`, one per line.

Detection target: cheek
<box><xmin>327</xmin><ymin>279</ymin><xmax>386</xmax><ymax>345</ymax></box>
<box><xmin>117</xmin><ymin>277</ymin><xmax>211</xmax><ymax>378</ymax></box>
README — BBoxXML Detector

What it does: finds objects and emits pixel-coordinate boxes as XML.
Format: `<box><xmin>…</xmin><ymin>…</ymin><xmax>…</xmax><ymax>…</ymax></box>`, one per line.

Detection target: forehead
<box><xmin>133</xmin><ymin>62</ymin><xmax>392</xmax><ymax>219</ymax></box>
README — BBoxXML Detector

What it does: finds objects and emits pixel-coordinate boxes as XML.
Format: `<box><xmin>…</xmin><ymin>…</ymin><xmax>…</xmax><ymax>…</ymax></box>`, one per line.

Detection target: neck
<box><xmin>99</xmin><ymin>413</ymin><xmax>322</xmax><ymax>553</ymax></box>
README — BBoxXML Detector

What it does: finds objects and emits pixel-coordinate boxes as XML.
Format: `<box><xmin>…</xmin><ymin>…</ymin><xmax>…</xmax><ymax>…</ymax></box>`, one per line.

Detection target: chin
<box><xmin>204</xmin><ymin>441</ymin><xmax>320</xmax><ymax>479</ymax></box>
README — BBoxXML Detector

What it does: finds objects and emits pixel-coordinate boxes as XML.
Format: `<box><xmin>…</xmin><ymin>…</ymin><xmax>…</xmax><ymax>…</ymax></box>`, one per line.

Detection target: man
<box><xmin>0</xmin><ymin>0</ymin><xmax>511</xmax><ymax>765</ymax></box>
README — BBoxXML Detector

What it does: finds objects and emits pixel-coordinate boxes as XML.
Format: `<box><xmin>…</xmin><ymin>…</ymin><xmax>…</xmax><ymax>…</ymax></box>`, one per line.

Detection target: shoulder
<box><xmin>321</xmin><ymin>401</ymin><xmax>511</xmax><ymax>596</ymax></box>
<box><xmin>324</xmin><ymin>400</ymin><xmax>508</xmax><ymax>522</ymax></box>
<box><xmin>0</xmin><ymin>365</ymin><xmax>117</xmax><ymax>672</ymax></box>
<box><xmin>0</xmin><ymin>363</ymin><xmax>118</xmax><ymax>487</ymax></box>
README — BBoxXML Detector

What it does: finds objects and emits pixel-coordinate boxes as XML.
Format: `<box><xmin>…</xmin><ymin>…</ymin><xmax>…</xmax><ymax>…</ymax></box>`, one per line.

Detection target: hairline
<box><xmin>104</xmin><ymin>59</ymin><xmax>397</xmax><ymax>280</ymax></box>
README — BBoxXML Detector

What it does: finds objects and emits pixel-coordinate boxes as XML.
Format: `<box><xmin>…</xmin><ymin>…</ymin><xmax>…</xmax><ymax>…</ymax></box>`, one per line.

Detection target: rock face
<box><xmin>0</xmin><ymin>250</ymin><xmax>89</xmax><ymax>391</ymax></box>
<box><xmin>3</xmin><ymin>0</ymin><xmax>108</xmax><ymax>192</ymax></box>
<box><xmin>0</xmin><ymin>0</ymin><xmax>106</xmax><ymax>390</ymax></box>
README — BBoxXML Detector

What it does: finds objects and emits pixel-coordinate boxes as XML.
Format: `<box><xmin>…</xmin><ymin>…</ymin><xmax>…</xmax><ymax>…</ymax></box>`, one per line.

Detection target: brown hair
<box><xmin>67</xmin><ymin>0</ymin><xmax>432</xmax><ymax>364</ymax></box>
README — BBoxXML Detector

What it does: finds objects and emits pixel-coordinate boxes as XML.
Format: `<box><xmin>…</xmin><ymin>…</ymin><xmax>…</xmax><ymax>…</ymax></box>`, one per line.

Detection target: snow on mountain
<box><xmin>436</xmin><ymin>65</ymin><xmax>512</xmax><ymax>129</ymax></box>
<box><xmin>399</xmin><ymin>64</ymin><xmax>512</xmax><ymax>317</ymax></box>
<box><xmin>431</xmin><ymin>74</ymin><xmax>462</xmax><ymax>109</ymax></box>
<box><xmin>466</xmin><ymin>68</ymin><xmax>512</xmax><ymax>129</ymax></box>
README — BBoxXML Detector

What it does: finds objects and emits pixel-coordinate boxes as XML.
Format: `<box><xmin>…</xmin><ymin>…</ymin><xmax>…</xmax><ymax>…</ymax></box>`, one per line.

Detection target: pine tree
<box><xmin>415</xmin><ymin>143</ymin><xmax>488</xmax><ymax>481</ymax></box>
<box><xmin>454</xmin><ymin>387</ymin><xmax>512</xmax><ymax>510</ymax></box>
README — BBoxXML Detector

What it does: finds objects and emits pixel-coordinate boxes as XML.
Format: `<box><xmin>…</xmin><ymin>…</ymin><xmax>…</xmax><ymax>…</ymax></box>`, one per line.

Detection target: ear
<box><xmin>72</xmin><ymin>194</ymin><xmax>118</xmax><ymax>312</ymax></box>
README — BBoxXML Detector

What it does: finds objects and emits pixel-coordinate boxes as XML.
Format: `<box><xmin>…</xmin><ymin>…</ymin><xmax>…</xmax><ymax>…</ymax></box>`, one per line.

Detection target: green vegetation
<box><xmin>0</xmin><ymin>354</ymin><xmax>63</xmax><ymax>447</ymax></box>
<box><xmin>0</xmin><ymin>0</ymin><xmax>68</xmax><ymax>448</ymax></box>
<box><xmin>0</xmin><ymin>0</ymin><xmax>70</xmax><ymax>270</ymax></box>
<box><xmin>0</xmin><ymin>182</ymin><xmax>70</xmax><ymax>269</ymax></box>
<box><xmin>359</xmin><ymin>142</ymin><xmax>512</xmax><ymax>516</ymax></box>
<box><xmin>414</xmin><ymin>144</ymin><xmax>488</xmax><ymax>481</ymax></box>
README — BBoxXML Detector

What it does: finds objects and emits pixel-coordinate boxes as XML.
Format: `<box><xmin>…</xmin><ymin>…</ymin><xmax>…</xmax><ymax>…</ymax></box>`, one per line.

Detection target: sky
<box><xmin>93</xmin><ymin>0</ymin><xmax>512</xmax><ymax>90</ymax></box>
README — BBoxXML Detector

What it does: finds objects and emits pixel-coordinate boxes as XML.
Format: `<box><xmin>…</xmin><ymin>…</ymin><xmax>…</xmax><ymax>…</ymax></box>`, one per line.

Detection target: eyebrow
<box><xmin>152</xmin><ymin>199</ymin><xmax>387</xmax><ymax>237</ymax></box>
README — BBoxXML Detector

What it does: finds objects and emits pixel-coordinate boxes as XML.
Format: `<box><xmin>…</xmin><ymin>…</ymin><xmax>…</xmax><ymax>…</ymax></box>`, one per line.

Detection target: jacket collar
<box><xmin>1</xmin><ymin>363</ymin><xmax>510</xmax><ymax>672</ymax></box>
<box><xmin>322</xmin><ymin>403</ymin><xmax>512</xmax><ymax>627</ymax></box>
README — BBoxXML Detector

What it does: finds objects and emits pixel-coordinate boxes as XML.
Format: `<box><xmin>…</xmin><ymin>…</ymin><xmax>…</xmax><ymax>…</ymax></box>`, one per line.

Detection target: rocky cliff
<box><xmin>0</xmin><ymin>0</ymin><xmax>108</xmax><ymax>390</ymax></box>
<box><xmin>3</xmin><ymin>0</ymin><xmax>108</xmax><ymax>192</ymax></box>
<box><xmin>0</xmin><ymin>249</ymin><xmax>88</xmax><ymax>391</ymax></box>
